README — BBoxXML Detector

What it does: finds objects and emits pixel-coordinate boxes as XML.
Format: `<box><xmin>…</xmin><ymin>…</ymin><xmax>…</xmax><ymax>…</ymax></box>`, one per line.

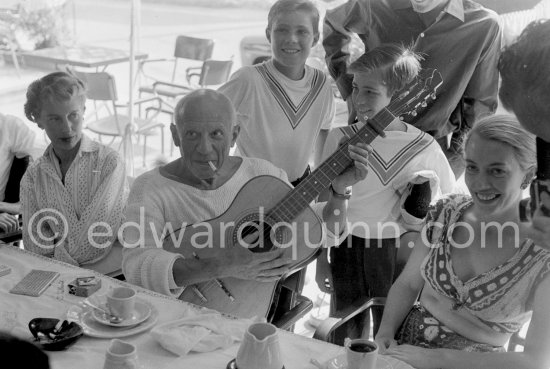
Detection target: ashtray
<box><xmin>29</xmin><ymin>318</ymin><xmax>84</xmax><ymax>351</ymax></box>
<box><xmin>226</xmin><ymin>359</ymin><xmax>285</xmax><ymax>369</ymax></box>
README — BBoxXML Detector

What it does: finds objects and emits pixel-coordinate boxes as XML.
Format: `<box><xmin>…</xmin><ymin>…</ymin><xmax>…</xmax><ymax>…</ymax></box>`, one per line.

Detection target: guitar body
<box><xmin>162</xmin><ymin>69</ymin><xmax>443</xmax><ymax>319</ymax></box>
<box><xmin>163</xmin><ymin>175</ymin><xmax>323</xmax><ymax>319</ymax></box>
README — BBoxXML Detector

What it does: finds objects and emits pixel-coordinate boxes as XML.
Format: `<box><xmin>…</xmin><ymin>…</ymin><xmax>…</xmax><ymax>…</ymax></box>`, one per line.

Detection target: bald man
<box><xmin>121</xmin><ymin>89</ymin><xmax>371</xmax><ymax>305</ymax></box>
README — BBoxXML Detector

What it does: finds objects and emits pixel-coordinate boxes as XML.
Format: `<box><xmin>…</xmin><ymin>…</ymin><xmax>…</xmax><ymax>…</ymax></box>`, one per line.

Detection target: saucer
<box><xmin>67</xmin><ymin>301</ymin><xmax>158</xmax><ymax>338</ymax></box>
<box><xmin>92</xmin><ymin>300</ymin><xmax>151</xmax><ymax>327</ymax></box>
<box><xmin>325</xmin><ymin>354</ymin><xmax>402</xmax><ymax>369</ymax></box>
<box><xmin>226</xmin><ymin>359</ymin><xmax>285</xmax><ymax>369</ymax></box>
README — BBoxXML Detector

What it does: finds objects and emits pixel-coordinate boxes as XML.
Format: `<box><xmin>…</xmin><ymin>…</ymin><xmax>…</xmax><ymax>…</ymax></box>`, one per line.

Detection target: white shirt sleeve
<box><xmin>9</xmin><ymin>117</ymin><xmax>36</xmax><ymax>158</ymax></box>
<box><xmin>320</xmin><ymin>83</ymin><xmax>335</xmax><ymax>131</ymax></box>
<box><xmin>121</xmin><ymin>175</ymin><xmax>184</xmax><ymax>297</ymax></box>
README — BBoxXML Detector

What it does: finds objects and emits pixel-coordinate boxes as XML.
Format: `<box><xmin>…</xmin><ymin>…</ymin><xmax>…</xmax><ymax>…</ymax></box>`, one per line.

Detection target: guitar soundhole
<box><xmin>238</xmin><ymin>222</ymin><xmax>273</xmax><ymax>253</ymax></box>
<box><xmin>234</xmin><ymin>215</ymin><xmax>282</xmax><ymax>254</ymax></box>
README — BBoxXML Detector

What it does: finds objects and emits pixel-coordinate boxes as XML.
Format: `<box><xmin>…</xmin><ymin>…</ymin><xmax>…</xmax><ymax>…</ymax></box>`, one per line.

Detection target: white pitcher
<box><xmin>103</xmin><ymin>339</ymin><xmax>139</xmax><ymax>369</ymax></box>
<box><xmin>236</xmin><ymin>322</ymin><xmax>283</xmax><ymax>369</ymax></box>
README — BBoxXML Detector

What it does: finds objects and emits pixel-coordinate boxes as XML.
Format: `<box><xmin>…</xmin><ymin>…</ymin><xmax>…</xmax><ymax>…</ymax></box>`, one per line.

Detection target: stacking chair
<box><xmin>314</xmin><ymin>297</ymin><xmax>529</xmax><ymax>353</ymax></box>
<box><xmin>144</xmin><ymin>58</ymin><xmax>234</xmax><ymax>156</ymax></box>
<box><xmin>313</xmin><ymin>232</ymin><xmax>416</xmax><ymax>344</ymax></box>
<box><xmin>138</xmin><ymin>35</ymin><xmax>215</xmax><ymax>99</ymax></box>
<box><xmin>74</xmin><ymin>70</ymin><xmax>165</xmax><ymax>167</ymax></box>
<box><xmin>148</xmin><ymin>58</ymin><xmax>233</xmax><ymax>102</ymax></box>
<box><xmin>313</xmin><ymin>297</ymin><xmax>386</xmax><ymax>343</ymax></box>
<box><xmin>271</xmin><ymin>293</ymin><xmax>314</xmax><ymax>331</ymax></box>
<box><xmin>269</xmin><ymin>268</ymin><xmax>315</xmax><ymax>331</ymax></box>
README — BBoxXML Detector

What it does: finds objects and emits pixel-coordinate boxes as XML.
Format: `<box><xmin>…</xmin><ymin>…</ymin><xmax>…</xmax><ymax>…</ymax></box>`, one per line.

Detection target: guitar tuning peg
<box><xmin>421</xmin><ymin>101</ymin><xmax>427</xmax><ymax>108</ymax></box>
<box><xmin>411</xmin><ymin>110</ymin><xmax>417</xmax><ymax>117</ymax></box>
<box><xmin>399</xmin><ymin>116</ymin><xmax>404</xmax><ymax>121</ymax></box>
<box><xmin>431</xmin><ymin>93</ymin><xmax>437</xmax><ymax>100</ymax></box>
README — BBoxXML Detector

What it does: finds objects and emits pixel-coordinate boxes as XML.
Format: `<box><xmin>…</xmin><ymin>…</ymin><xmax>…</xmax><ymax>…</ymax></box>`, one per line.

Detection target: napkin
<box><xmin>151</xmin><ymin>312</ymin><xmax>260</xmax><ymax>356</ymax></box>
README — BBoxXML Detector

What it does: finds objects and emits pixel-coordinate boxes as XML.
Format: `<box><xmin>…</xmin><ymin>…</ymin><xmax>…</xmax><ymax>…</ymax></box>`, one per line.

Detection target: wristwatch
<box><xmin>330</xmin><ymin>185</ymin><xmax>352</xmax><ymax>200</ymax></box>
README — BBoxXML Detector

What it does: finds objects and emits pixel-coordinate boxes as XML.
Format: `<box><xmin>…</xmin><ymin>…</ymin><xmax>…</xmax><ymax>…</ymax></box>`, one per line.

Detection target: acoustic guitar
<box><xmin>163</xmin><ymin>69</ymin><xmax>443</xmax><ymax>319</ymax></box>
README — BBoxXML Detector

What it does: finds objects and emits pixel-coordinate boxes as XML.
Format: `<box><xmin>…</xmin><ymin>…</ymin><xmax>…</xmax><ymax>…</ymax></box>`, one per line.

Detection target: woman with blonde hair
<box><xmin>376</xmin><ymin>115</ymin><xmax>550</xmax><ymax>369</ymax></box>
<box><xmin>21</xmin><ymin>72</ymin><xmax>128</xmax><ymax>269</ymax></box>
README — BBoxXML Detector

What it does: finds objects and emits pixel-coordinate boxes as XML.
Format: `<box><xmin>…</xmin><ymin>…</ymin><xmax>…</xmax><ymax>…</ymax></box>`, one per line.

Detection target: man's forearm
<box><xmin>172</xmin><ymin>257</ymin><xmax>222</xmax><ymax>286</ymax></box>
<box><xmin>0</xmin><ymin>202</ymin><xmax>21</xmax><ymax>214</ymax></box>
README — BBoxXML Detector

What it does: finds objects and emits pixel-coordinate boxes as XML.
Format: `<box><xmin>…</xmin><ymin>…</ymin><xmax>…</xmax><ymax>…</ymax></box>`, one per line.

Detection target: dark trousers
<box><xmin>329</xmin><ymin>236</ymin><xmax>398</xmax><ymax>345</ymax></box>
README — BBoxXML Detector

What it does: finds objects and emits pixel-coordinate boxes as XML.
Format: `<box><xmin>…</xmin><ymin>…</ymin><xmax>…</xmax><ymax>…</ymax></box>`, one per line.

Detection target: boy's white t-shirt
<box><xmin>322</xmin><ymin>122</ymin><xmax>456</xmax><ymax>238</ymax></box>
<box><xmin>218</xmin><ymin>60</ymin><xmax>334</xmax><ymax>182</ymax></box>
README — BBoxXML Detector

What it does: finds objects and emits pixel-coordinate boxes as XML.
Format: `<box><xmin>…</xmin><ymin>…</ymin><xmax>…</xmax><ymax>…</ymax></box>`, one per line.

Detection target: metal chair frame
<box><xmin>74</xmin><ymin>70</ymin><xmax>165</xmax><ymax>167</ymax></box>
<box><xmin>138</xmin><ymin>35</ymin><xmax>215</xmax><ymax>97</ymax></box>
<box><xmin>144</xmin><ymin>58</ymin><xmax>233</xmax><ymax>156</ymax></box>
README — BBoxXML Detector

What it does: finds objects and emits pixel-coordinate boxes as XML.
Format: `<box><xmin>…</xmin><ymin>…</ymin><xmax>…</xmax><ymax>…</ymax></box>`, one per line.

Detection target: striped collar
<box><xmin>338</xmin><ymin>122</ymin><xmax>433</xmax><ymax>185</ymax></box>
<box><xmin>255</xmin><ymin>60</ymin><xmax>326</xmax><ymax>129</ymax></box>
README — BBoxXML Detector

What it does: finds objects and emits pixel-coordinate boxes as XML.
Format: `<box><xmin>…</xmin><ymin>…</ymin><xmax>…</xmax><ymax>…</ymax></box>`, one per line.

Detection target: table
<box><xmin>0</xmin><ymin>245</ymin><xmax>412</xmax><ymax>369</ymax></box>
<box><xmin>20</xmin><ymin>45</ymin><xmax>148</xmax><ymax>70</ymax></box>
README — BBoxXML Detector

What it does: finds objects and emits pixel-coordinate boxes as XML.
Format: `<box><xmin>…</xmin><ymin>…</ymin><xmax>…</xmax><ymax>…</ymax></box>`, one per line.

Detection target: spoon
<box><xmin>80</xmin><ymin>301</ymin><xmax>124</xmax><ymax>324</ymax></box>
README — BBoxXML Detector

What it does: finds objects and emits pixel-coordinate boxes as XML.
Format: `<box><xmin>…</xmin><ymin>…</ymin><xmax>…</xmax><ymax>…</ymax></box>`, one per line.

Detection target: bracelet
<box><xmin>330</xmin><ymin>185</ymin><xmax>352</xmax><ymax>200</ymax></box>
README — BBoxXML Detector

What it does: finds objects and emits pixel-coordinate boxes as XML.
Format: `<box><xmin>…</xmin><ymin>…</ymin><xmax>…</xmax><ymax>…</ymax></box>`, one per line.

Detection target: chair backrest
<box><xmin>74</xmin><ymin>71</ymin><xmax>118</xmax><ymax>101</ymax></box>
<box><xmin>73</xmin><ymin>70</ymin><xmax>122</xmax><ymax>135</ymax></box>
<box><xmin>198</xmin><ymin>59</ymin><xmax>233</xmax><ymax>87</ymax></box>
<box><xmin>172</xmin><ymin>35</ymin><xmax>215</xmax><ymax>83</ymax></box>
<box><xmin>174</xmin><ymin>35</ymin><xmax>214</xmax><ymax>61</ymax></box>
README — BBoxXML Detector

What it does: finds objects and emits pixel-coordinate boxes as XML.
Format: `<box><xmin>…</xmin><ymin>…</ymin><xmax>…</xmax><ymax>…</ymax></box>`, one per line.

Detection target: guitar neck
<box><xmin>267</xmin><ymin>68</ymin><xmax>443</xmax><ymax>224</ymax></box>
<box><xmin>269</xmin><ymin>108</ymin><xmax>396</xmax><ymax>223</ymax></box>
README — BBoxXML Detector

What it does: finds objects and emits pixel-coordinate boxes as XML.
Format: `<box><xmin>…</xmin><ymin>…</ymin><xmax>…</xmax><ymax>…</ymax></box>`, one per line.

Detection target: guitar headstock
<box><xmin>388</xmin><ymin>68</ymin><xmax>443</xmax><ymax>119</ymax></box>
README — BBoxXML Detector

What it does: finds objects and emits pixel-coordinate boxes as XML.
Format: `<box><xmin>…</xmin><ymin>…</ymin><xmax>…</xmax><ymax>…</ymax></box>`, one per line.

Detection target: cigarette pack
<box><xmin>68</xmin><ymin>276</ymin><xmax>101</xmax><ymax>297</ymax></box>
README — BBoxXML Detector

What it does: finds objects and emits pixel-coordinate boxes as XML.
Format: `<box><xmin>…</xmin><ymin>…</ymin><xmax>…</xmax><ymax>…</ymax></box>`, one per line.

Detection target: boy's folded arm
<box><xmin>395</xmin><ymin>174</ymin><xmax>438</xmax><ymax>231</ymax></box>
<box><xmin>403</xmin><ymin>181</ymin><xmax>432</xmax><ymax>219</ymax></box>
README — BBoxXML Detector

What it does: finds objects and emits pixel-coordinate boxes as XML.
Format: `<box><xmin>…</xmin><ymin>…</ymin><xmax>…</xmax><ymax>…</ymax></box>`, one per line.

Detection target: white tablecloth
<box><xmin>0</xmin><ymin>245</ymin><xmax>347</xmax><ymax>369</ymax></box>
<box><xmin>0</xmin><ymin>245</ymin><xmax>413</xmax><ymax>369</ymax></box>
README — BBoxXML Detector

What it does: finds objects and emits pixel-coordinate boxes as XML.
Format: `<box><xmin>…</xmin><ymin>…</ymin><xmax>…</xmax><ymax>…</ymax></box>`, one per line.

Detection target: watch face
<box><xmin>331</xmin><ymin>185</ymin><xmax>352</xmax><ymax>199</ymax></box>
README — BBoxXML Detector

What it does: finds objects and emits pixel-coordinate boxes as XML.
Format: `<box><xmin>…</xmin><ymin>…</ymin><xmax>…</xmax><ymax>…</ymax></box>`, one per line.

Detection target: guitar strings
<box><xmin>179</xmin><ymin>72</ymin><xmax>439</xmax><ymax>307</ymax></box>
<box><xmin>165</xmin><ymin>72</ymin><xmax>437</xmax><ymax>248</ymax></box>
<box><xmin>237</xmin><ymin>76</ymin><xmax>427</xmax><ymax>241</ymax></box>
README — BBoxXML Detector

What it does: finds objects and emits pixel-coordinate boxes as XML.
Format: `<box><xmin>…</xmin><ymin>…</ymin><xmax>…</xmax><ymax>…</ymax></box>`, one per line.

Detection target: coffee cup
<box><xmin>236</xmin><ymin>322</ymin><xmax>283</xmax><ymax>369</ymax></box>
<box><xmin>106</xmin><ymin>287</ymin><xmax>136</xmax><ymax>320</ymax></box>
<box><xmin>345</xmin><ymin>338</ymin><xmax>378</xmax><ymax>369</ymax></box>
